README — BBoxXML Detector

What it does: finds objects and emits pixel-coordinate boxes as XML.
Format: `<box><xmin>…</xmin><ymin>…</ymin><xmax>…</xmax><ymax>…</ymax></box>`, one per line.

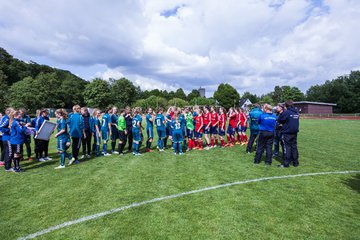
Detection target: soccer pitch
<box><xmin>1</xmin><ymin>119</ymin><xmax>359</xmax><ymax>240</ymax></box>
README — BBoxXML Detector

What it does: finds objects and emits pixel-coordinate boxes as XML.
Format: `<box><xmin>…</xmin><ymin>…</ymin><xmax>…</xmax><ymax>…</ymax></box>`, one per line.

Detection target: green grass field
<box><xmin>1</xmin><ymin>119</ymin><xmax>359</xmax><ymax>240</ymax></box>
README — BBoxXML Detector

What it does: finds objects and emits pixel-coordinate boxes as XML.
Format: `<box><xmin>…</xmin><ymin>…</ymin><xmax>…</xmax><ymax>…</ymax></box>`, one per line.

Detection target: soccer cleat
<box><xmin>277</xmin><ymin>164</ymin><xmax>289</xmax><ymax>168</ymax></box>
<box><xmin>179</xmin><ymin>152</ymin><xmax>184</xmax><ymax>155</ymax></box>
<box><xmin>103</xmin><ymin>153</ymin><xmax>111</xmax><ymax>157</ymax></box>
<box><xmin>204</xmin><ymin>146</ymin><xmax>210</xmax><ymax>150</ymax></box>
<box><xmin>74</xmin><ymin>160</ymin><xmax>80</xmax><ymax>164</ymax></box>
<box><xmin>174</xmin><ymin>152</ymin><xmax>177</xmax><ymax>155</ymax></box>
<box><xmin>68</xmin><ymin>158</ymin><xmax>75</xmax><ymax>165</ymax></box>
<box><xmin>159</xmin><ymin>149</ymin><xmax>164</xmax><ymax>152</ymax></box>
<box><xmin>54</xmin><ymin>165</ymin><xmax>65</xmax><ymax>169</ymax></box>
<box><xmin>14</xmin><ymin>168</ymin><xmax>25</xmax><ymax>173</ymax></box>
<box><xmin>44</xmin><ymin>157</ymin><xmax>52</xmax><ymax>161</ymax></box>
<box><xmin>86</xmin><ymin>154</ymin><xmax>91</xmax><ymax>159</ymax></box>
<box><xmin>235</xmin><ymin>141</ymin><xmax>241</xmax><ymax>145</ymax></box>
<box><xmin>80</xmin><ymin>155</ymin><xmax>85</xmax><ymax>160</ymax></box>
<box><xmin>5</xmin><ymin>168</ymin><xmax>14</xmax><ymax>172</ymax></box>
<box><xmin>0</xmin><ymin>161</ymin><xmax>4</xmax><ymax>167</ymax></box>
<box><xmin>146</xmin><ymin>149</ymin><xmax>153</xmax><ymax>152</ymax></box>
<box><xmin>28</xmin><ymin>157</ymin><xmax>33</xmax><ymax>161</ymax></box>
<box><xmin>112</xmin><ymin>151</ymin><xmax>119</xmax><ymax>154</ymax></box>
<box><xmin>135</xmin><ymin>153</ymin><xmax>142</xmax><ymax>156</ymax></box>
<box><xmin>39</xmin><ymin>158</ymin><xmax>46</xmax><ymax>162</ymax></box>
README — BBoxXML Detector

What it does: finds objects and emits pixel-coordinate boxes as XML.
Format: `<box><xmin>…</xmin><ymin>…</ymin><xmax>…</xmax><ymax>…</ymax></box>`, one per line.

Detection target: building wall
<box><xmin>308</xmin><ymin>105</ymin><xmax>333</xmax><ymax>114</ymax></box>
<box><xmin>294</xmin><ymin>104</ymin><xmax>333</xmax><ymax>114</ymax></box>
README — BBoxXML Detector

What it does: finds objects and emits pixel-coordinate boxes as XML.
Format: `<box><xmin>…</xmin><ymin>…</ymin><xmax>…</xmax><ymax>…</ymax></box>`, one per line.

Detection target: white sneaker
<box><xmin>135</xmin><ymin>153</ymin><xmax>142</xmax><ymax>156</ymax></box>
<box><xmin>44</xmin><ymin>157</ymin><xmax>52</xmax><ymax>161</ymax></box>
<box><xmin>54</xmin><ymin>165</ymin><xmax>65</xmax><ymax>169</ymax></box>
<box><xmin>80</xmin><ymin>155</ymin><xmax>85</xmax><ymax>159</ymax></box>
<box><xmin>68</xmin><ymin>157</ymin><xmax>75</xmax><ymax>165</ymax></box>
<box><xmin>204</xmin><ymin>147</ymin><xmax>210</xmax><ymax>150</ymax></box>
<box><xmin>112</xmin><ymin>151</ymin><xmax>119</xmax><ymax>154</ymax></box>
<box><xmin>179</xmin><ymin>152</ymin><xmax>184</xmax><ymax>155</ymax></box>
<box><xmin>159</xmin><ymin>149</ymin><xmax>164</xmax><ymax>152</ymax></box>
<box><xmin>39</xmin><ymin>158</ymin><xmax>46</xmax><ymax>162</ymax></box>
<box><xmin>104</xmin><ymin>153</ymin><xmax>111</xmax><ymax>157</ymax></box>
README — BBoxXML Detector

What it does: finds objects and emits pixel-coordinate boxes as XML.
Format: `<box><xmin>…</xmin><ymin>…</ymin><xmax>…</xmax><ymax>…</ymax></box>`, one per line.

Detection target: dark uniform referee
<box><xmin>278</xmin><ymin>100</ymin><xmax>300</xmax><ymax>167</ymax></box>
<box><xmin>124</xmin><ymin>106</ymin><xmax>133</xmax><ymax>152</ymax></box>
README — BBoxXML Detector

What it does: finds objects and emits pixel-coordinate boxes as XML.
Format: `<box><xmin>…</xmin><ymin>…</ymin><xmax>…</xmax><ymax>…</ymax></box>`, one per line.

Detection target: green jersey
<box><xmin>186</xmin><ymin>113</ymin><xmax>194</xmax><ymax>130</ymax></box>
<box><xmin>118</xmin><ymin>115</ymin><xmax>126</xmax><ymax>131</ymax></box>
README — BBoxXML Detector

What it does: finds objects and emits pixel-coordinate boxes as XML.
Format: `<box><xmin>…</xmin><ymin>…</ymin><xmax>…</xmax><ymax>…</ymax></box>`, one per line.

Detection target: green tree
<box><xmin>168</xmin><ymin>98</ymin><xmax>189</xmax><ymax>108</ymax></box>
<box><xmin>7</xmin><ymin>76</ymin><xmax>44</xmax><ymax>112</ymax></box>
<box><xmin>0</xmin><ymin>70</ymin><xmax>8</xmax><ymax>111</ymax></box>
<box><xmin>132</xmin><ymin>96</ymin><xmax>168</xmax><ymax>110</ymax></box>
<box><xmin>84</xmin><ymin>79</ymin><xmax>112</xmax><ymax>109</ymax></box>
<box><xmin>189</xmin><ymin>97</ymin><xmax>216</xmax><ymax>106</ymax></box>
<box><xmin>270</xmin><ymin>85</ymin><xmax>305</xmax><ymax>103</ymax></box>
<box><xmin>187</xmin><ymin>89</ymin><xmax>201</xmax><ymax>102</ymax></box>
<box><xmin>259</xmin><ymin>94</ymin><xmax>274</xmax><ymax>105</ymax></box>
<box><xmin>242</xmin><ymin>91</ymin><xmax>259</xmax><ymax>104</ymax></box>
<box><xmin>213</xmin><ymin>83</ymin><xmax>240</xmax><ymax>109</ymax></box>
<box><xmin>306</xmin><ymin>71</ymin><xmax>360</xmax><ymax>113</ymax></box>
<box><xmin>174</xmin><ymin>88</ymin><xmax>187</xmax><ymax>100</ymax></box>
<box><xmin>111</xmin><ymin>78</ymin><xmax>139</xmax><ymax>108</ymax></box>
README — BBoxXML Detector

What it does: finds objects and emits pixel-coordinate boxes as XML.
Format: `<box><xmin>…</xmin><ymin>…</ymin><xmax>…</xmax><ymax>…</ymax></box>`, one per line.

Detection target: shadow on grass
<box><xmin>342</xmin><ymin>174</ymin><xmax>360</xmax><ymax>193</ymax></box>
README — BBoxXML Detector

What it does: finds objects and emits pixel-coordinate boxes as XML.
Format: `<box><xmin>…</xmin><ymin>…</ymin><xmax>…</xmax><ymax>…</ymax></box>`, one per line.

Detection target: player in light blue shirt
<box><xmin>132</xmin><ymin>107</ymin><xmax>143</xmax><ymax>155</ymax></box>
<box><xmin>101</xmin><ymin>107</ymin><xmax>112</xmax><ymax>156</ymax></box>
<box><xmin>155</xmin><ymin>107</ymin><xmax>166</xmax><ymax>151</ymax></box>
<box><xmin>145</xmin><ymin>108</ymin><xmax>155</xmax><ymax>152</ymax></box>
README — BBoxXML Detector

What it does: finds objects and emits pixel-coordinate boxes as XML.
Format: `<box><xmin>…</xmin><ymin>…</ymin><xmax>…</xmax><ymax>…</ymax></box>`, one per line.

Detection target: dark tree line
<box><xmin>1</xmin><ymin>47</ymin><xmax>359</xmax><ymax>113</ymax></box>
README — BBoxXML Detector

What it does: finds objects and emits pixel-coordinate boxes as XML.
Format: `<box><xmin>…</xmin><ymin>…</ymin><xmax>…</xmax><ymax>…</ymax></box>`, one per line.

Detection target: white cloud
<box><xmin>1</xmin><ymin>0</ymin><xmax>360</xmax><ymax>96</ymax></box>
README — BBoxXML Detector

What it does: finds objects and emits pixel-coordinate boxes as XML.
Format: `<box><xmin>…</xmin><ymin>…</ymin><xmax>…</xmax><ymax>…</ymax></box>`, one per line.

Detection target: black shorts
<box><xmin>119</xmin><ymin>130</ymin><xmax>126</xmax><ymax>142</ymax></box>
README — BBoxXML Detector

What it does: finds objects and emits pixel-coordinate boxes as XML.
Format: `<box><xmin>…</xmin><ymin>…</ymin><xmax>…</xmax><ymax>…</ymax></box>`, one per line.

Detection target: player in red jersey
<box><xmin>210</xmin><ymin>106</ymin><xmax>219</xmax><ymax>147</ymax></box>
<box><xmin>194</xmin><ymin>108</ymin><xmax>204</xmax><ymax>150</ymax></box>
<box><xmin>226</xmin><ymin>107</ymin><xmax>237</xmax><ymax>146</ymax></box>
<box><xmin>218</xmin><ymin>107</ymin><xmax>227</xmax><ymax>147</ymax></box>
<box><xmin>239</xmin><ymin>108</ymin><xmax>248</xmax><ymax>145</ymax></box>
<box><xmin>203</xmin><ymin>106</ymin><xmax>212</xmax><ymax>150</ymax></box>
<box><xmin>235</xmin><ymin>108</ymin><xmax>242</xmax><ymax>145</ymax></box>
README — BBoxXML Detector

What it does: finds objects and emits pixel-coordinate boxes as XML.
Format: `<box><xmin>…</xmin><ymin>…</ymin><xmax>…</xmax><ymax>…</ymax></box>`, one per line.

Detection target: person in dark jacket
<box><xmin>246</xmin><ymin>103</ymin><xmax>262</xmax><ymax>153</ymax></box>
<box><xmin>253</xmin><ymin>104</ymin><xmax>277</xmax><ymax>165</ymax></box>
<box><xmin>124</xmin><ymin>106</ymin><xmax>133</xmax><ymax>152</ymax></box>
<box><xmin>273</xmin><ymin>104</ymin><xmax>285</xmax><ymax>161</ymax></box>
<box><xmin>81</xmin><ymin>107</ymin><xmax>92</xmax><ymax>159</ymax></box>
<box><xmin>277</xmin><ymin>100</ymin><xmax>300</xmax><ymax>167</ymax></box>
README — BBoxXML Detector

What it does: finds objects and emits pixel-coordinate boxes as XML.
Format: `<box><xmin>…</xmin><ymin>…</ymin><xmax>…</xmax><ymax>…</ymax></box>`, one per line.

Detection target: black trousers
<box><xmin>282</xmin><ymin>133</ymin><xmax>299</xmax><ymax>167</ymax></box>
<box><xmin>72</xmin><ymin>137</ymin><xmax>81</xmax><ymax>160</ymax></box>
<box><xmin>254</xmin><ymin>131</ymin><xmax>274</xmax><ymax>164</ymax></box>
<box><xmin>3</xmin><ymin>141</ymin><xmax>10</xmax><ymax>169</ymax></box>
<box><xmin>246</xmin><ymin>132</ymin><xmax>258</xmax><ymax>152</ymax></box>
<box><xmin>82</xmin><ymin>130</ymin><xmax>92</xmax><ymax>155</ymax></box>
<box><xmin>124</xmin><ymin>127</ymin><xmax>133</xmax><ymax>151</ymax></box>
<box><xmin>40</xmin><ymin>140</ymin><xmax>49</xmax><ymax>157</ymax></box>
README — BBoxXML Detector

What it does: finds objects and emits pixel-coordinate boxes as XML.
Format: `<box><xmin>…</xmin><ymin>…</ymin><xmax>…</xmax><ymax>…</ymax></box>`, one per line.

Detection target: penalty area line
<box><xmin>18</xmin><ymin>170</ymin><xmax>360</xmax><ymax>240</ymax></box>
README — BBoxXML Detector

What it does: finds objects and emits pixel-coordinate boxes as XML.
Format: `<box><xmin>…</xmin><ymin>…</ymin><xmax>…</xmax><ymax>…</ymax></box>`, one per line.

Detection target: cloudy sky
<box><xmin>1</xmin><ymin>0</ymin><xmax>359</xmax><ymax>96</ymax></box>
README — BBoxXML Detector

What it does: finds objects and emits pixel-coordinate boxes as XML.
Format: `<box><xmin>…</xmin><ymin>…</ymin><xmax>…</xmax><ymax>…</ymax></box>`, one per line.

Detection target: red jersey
<box><xmin>240</xmin><ymin>113</ymin><xmax>248</xmax><ymax>127</ymax></box>
<box><xmin>236</xmin><ymin>113</ymin><xmax>241</xmax><ymax>126</ymax></box>
<box><xmin>203</xmin><ymin>112</ymin><xmax>211</xmax><ymax>126</ymax></box>
<box><xmin>195</xmin><ymin>114</ymin><xmax>204</xmax><ymax>132</ymax></box>
<box><xmin>219</xmin><ymin>113</ymin><xmax>227</xmax><ymax>130</ymax></box>
<box><xmin>211</xmin><ymin>112</ymin><xmax>219</xmax><ymax>127</ymax></box>
<box><xmin>228</xmin><ymin>112</ymin><xmax>237</xmax><ymax>128</ymax></box>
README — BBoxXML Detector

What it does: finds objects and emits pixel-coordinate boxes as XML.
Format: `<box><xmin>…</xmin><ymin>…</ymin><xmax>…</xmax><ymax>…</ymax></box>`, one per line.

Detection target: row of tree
<box><xmin>1</xmin><ymin>47</ymin><xmax>359</xmax><ymax>113</ymax></box>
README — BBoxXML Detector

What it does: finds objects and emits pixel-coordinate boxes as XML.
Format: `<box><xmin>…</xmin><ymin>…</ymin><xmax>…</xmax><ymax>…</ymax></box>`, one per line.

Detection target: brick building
<box><xmin>292</xmin><ymin>101</ymin><xmax>336</xmax><ymax>114</ymax></box>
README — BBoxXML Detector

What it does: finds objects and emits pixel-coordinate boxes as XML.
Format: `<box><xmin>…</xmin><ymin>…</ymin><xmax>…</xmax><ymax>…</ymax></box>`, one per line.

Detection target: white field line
<box><xmin>18</xmin><ymin>170</ymin><xmax>360</xmax><ymax>240</ymax></box>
